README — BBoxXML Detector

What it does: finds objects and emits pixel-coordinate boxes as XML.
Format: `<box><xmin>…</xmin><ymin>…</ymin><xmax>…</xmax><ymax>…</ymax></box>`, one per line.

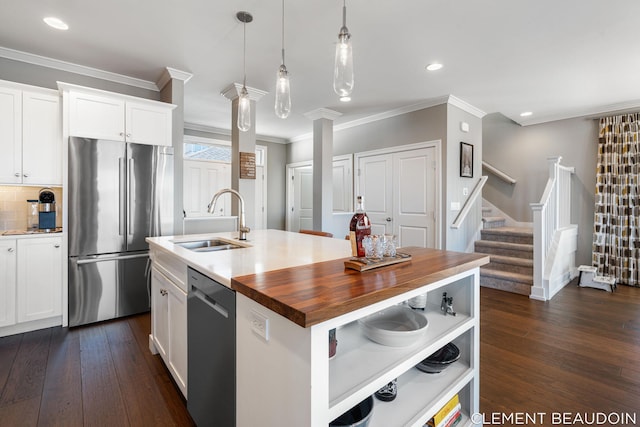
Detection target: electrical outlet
<box><xmin>250</xmin><ymin>310</ymin><xmax>269</xmax><ymax>341</ymax></box>
<box><xmin>463</xmin><ymin>187</ymin><xmax>469</xmax><ymax>196</ymax></box>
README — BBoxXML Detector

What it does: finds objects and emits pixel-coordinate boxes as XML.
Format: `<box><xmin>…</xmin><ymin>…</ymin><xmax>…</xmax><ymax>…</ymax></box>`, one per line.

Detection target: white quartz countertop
<box><xmin>146</xmin><ymin>229</ymin><xmax>351</xmax><ymax>287</ymax></box>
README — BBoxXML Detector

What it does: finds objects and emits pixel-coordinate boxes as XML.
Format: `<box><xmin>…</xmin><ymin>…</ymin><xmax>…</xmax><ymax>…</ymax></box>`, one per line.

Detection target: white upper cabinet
<box><xmin>0</xmin><ymin>82</ymin><xmax>61</xmax><ymax>185</ymax></box>
<box><xmin>65</xmin><ymin>84</ymin><xmax>175</xmax><ymax>146</ymax></box>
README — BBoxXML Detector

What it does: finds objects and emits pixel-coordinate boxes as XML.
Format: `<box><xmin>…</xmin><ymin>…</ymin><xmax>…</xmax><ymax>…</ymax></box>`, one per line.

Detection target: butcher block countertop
<box><xmin>231</xmin><ymin>247</ymin><xmax>490</xmax><ymax>328</ymax></box>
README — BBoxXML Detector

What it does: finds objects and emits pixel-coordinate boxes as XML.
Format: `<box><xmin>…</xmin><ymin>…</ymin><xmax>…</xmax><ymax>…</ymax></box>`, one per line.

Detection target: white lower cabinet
<box><xmin>0</xmin><ymin>236</ymin><xmax>63</xmax><ymax>337</ymax></box>
<box><xmin>236</xmin><ymin>268</ymin><xmax>480</xmax><ymax>427</ymax></box>
<box><xmin>150</xmin><ymin>262</ymin><xmax>188</xmax><ymax>397</ymax></box>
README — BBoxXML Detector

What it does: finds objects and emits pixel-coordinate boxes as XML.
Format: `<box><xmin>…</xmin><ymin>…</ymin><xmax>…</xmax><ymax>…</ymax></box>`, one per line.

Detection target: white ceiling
<box><xmin>2</xmin><ymin>0</ymin><xmax>640</xmax><ymax>141</ymax></box>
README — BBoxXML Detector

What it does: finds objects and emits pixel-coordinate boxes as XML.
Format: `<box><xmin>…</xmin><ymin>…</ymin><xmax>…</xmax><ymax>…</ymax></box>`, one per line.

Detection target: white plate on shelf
<box><xmin>358</xmin><ymin>305</ymin><xmax>428</xmax><ymax>347</ymax></box>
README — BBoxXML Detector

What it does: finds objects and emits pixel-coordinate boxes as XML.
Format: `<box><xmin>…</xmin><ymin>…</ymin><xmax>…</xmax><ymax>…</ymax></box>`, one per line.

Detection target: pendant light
<box><xmin>275</xmin><ymin>0</ymin><xmax>291</xmax><ymax>119</ymax></box>
<box><xmin>237</xmin><ymin>11</ymin><xmax>253</xmax><ymax>132</ymax></box>
<box><xmin>333</xmin><ymin>0</ymin><xmax>353</xmax><ymax>97</ymax></box>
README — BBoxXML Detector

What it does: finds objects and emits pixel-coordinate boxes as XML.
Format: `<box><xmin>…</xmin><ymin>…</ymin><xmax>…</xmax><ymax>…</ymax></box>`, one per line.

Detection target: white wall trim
<box><xmin>516</xmin><ymin>99</ymin><xmax>640</xmax><ymax>126</ymax></box>
<box><xmin>0</xmin><ymin>46</ymin><xmax>159</xmax><ymax>91</ymax></box>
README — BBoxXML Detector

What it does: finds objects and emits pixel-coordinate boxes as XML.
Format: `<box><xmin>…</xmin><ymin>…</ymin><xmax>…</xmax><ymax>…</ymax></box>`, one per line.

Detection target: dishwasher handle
<box><xmin>192</xmin><ymin>287</ymin><xmax>229</xmax><ymax>318</ymax></box>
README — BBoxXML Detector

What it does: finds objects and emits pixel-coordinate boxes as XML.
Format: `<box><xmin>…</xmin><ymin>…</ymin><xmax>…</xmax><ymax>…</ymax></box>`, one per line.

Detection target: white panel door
<box><xmin>394</xmin><ymin>147</ymin><xmax>436</xmax><ymax>248</ymax></box>
<box><xmin>183</xmin><ymin>160</ymin><xmax>231</xmax><ymax>217</ymax></box>
<box><xmin>357</xmin><ymin>154</ymin><xmax>393</xmax><ymax>235</ymax></box>
<box><xmin>332</xmin><ymin>157</ymin><xmax>353</xmax><ymax>213</ymax></box>
<box><xmin>288</xmin><ymin>166</ymin><xmax>314</xmax><ymax>232</ymax></box>
<box><xmin>358</xmin><ymin>146</ymin><xmax>438</xmax><ymax>249</ymax></box>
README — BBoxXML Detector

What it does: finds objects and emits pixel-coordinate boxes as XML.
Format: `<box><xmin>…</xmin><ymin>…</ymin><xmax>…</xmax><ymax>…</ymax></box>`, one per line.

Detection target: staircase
<box><xmin>475</xmin><ymin>225</ymin><xmax>534</xmax><ymax>296</ymax></box>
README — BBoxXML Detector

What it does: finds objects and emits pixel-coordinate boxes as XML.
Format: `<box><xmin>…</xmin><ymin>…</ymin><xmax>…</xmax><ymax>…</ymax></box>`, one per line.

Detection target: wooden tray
<box><xmin>344</xmin><ymin>252</ymin><xmax>412</xmax><ymax>271</ymax></box>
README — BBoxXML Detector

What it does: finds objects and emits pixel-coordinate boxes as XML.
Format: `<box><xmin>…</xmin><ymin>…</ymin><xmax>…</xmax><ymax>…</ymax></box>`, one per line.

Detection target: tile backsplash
<box><xmin>0</xmin><ymin>186</ymin><xmax>63</xmax><ymax>231</ymax></box>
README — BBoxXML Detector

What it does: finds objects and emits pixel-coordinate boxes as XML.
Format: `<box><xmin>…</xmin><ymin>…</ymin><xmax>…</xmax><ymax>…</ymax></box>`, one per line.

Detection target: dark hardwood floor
<box><xmin>1</xmin><ymin>280</ymin><xmax>639</xmax><ymax>426</ymax></box>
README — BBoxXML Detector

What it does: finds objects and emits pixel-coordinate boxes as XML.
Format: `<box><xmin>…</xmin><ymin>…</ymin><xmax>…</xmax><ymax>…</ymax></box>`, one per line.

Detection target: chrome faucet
<box><xmin>208</xmin><ymin>188</ymin><xmax>250</xmax><ymax>240</ymax></box>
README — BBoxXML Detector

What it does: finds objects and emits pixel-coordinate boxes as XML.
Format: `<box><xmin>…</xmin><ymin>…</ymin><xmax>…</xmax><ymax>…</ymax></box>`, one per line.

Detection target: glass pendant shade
<box><xmin>237</xmin><ymin>86</ymin><xmax>251</xmax><ymax>132</ymax></box>
<box><xmin>333</xmin><ymin>31</ymin><xmax>353</xmax><ymax>96</ymax></box>
<box><xmin>275</xmin><ymin>64</ymin><xmax>291</xmax><ymax>119</ymax></box>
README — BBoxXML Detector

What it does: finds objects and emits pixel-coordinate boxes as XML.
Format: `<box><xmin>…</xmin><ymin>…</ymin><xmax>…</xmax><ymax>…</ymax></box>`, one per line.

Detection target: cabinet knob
<box><xmin>7</xmin><ymin>247</ymin><xmax>14</xmax><ymax>252</ymax></box>
<box><xmin>126</xmin><ymin>133</ymin><xmax>131</xmax><ymax>138</ymax></box>
<box><xmin>14</xmin><ymin>172</ymin><xmax>20</xmax><ymax>177</ymax></box>
<box><xmin>119</xmin><ymin>132</ymin><xmax>125</xmax><ymax>137</ymax></box>
<box><xmin>23</xmin><ymin>173</ymin><xmax>29</xmax><ymax>178</ymax></box>
<box><xmin>54</xmin><ymin>244</ymin><xmax>60</xmax><ymax>248</ymax></box>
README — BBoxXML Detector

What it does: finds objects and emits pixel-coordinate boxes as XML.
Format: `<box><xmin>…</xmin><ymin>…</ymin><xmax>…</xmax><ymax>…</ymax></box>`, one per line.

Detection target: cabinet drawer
<box><xmin>152</xmin><ymin>249</ymin><xmax>187</xmax><ymax>292</ymax></box>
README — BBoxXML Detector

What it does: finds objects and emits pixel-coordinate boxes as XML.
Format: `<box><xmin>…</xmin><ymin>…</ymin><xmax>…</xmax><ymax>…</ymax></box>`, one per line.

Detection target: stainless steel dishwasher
<box><xmin>187</xmin><ymin>267</ymin><xmax>236</xmax><ymax>427</ymax></box>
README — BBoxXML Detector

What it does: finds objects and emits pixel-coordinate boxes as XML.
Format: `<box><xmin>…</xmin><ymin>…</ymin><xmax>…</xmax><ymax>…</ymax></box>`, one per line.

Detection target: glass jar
<box><xmin>27</xmin><ymin>199</ymin><xmax>39</xmax><ymax>230</ymax></box>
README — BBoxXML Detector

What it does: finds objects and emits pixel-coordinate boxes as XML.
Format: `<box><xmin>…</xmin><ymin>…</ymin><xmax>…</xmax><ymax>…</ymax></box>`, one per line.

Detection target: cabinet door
<box><xmin>16</xmin><ymin>237</ymin><xmax>62</xmax><ymax>322</ymax></box>
<box><xmin>125</xmin><ymin>100</ymin><xmax>173</xmax><ymax>146</ymax></box>
<box><xmin>68</xmin><ymin>91</ymin><xmax>126</xmax><ymax>141</ymax></box>
<box><xmin>0</xmin><ymin>87</ymin><xmax>22</xmax><ymax>183</ymax></box>
<box><xmin>0</xmin><ymin>240</ymin><xmax>17</xmax><ymax>328</ymax></box>
<box><xmin>151</xmin><ymin>266</ymin><xmax>170</xmax><ymax>360</ymax></box>
<box><xmin>167</xmin><ymin>279</ymin><xmax>187</xmax><ymax>395</ymax></box>
<box><xmin>22</xmin><ymin>91</ymin><xmax>62</xmax><ymax>185</ymax></box>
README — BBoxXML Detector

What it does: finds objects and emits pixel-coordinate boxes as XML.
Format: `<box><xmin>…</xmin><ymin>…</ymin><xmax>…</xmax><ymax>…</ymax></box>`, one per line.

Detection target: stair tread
<box><xmin>480</xmin><ymin>267</ymin><xmax>533</xmax><ymax>284</ymax></box>
<box><xmin>484</xmin><ymin>254</ymin><xmax>533</xmax><ymax>266</ymax></box>
<box><xmin>481</xmin><ymin>226</ymin><xmax>533</xmax><ymax>236</ymax></box>
<box><xmin>482</xmin><ymin>216</ymin><xmax>505</xmax><ymax>221</ymax></box>
<box><xmin>475</xmin><ymin>240</ymin><xmax>533</xmax><ymax>251</ymax></box>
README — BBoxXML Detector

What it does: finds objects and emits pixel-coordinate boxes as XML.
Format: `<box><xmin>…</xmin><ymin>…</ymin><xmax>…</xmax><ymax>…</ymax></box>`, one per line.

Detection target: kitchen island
<box><xmin>147</xmin><ymin>229</ymin><xmax>488</xmax><ymax>427</ymax></box>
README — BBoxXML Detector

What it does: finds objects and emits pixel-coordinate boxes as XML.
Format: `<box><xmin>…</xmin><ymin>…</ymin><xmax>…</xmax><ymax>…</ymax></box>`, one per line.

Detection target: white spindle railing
<box><xmin>530</xmin><ymin>156</ymin><xmax>575</xmax><ymax>300</ymax></box>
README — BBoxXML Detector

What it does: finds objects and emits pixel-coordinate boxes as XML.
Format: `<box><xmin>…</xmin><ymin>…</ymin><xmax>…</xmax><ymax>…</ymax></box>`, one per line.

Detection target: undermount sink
<box><xmin>173</xmin><ymin>238</ymin><xmax>249</xmax><ymax>252</ymax></box>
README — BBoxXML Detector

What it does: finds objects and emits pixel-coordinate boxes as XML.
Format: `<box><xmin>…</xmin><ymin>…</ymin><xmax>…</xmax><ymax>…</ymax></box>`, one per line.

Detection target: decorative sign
<box><xmin>240</xmin><ymin>152</ymin><xmax>256</xmax><ymax>179</ymax></box>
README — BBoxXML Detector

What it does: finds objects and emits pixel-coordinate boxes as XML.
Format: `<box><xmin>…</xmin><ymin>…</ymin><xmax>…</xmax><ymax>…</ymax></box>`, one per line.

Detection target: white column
<box><xmin>222</xmin><ymin>83</ymin><xmax>267</xmax><ymax>231</ymax></box>
<box><xmin>304</xmin><ymin>108</ymin><xmax>342</xmax><ymax>232</ymax></box>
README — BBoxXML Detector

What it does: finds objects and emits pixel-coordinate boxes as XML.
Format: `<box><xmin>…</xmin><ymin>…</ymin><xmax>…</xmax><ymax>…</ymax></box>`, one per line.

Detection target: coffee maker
<box><xmin>38</xmin><ymin>188</ymin><xmax>56</xmax><ymax>231</ymax></box>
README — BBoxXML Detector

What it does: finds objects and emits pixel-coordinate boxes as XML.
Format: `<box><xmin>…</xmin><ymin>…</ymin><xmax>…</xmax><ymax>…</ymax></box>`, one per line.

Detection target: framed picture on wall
<box><xmin>460</xmin><ymin>142</ymin><xmax>473</xmax><ymax>178</ymax></box>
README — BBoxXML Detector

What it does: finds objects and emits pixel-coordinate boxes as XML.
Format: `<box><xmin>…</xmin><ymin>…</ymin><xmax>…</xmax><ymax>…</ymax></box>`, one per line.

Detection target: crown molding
<box><xmin>184</xmin><ymin>122</ymin><xmax>288</xmax><ymax>144</ymax></box>
<box><xmin>157</xmin><ymin>67</ymin><xmax>193</xmax><ymax>90</ymax></box>
<box><xmin>447</xmin><ymin>95</ymin><xmax>486</xmax><ymax>118</ymax></box>
<box><xmin>304</xmin><ymin>108</ymin><xmax>342</xmax><ymax>121</ymax></box>
<box><xmin>0</xmin><ymin>46</ymin><xmax>159</xmax><ymax>91</ymax></box>
<box><xmin>221</xmin><ymin>83</ymin><xmax>267</xmax><ymax>101</ymax></box>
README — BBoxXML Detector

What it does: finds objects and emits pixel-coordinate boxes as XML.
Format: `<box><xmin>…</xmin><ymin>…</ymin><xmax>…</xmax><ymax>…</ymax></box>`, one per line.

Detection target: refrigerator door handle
<box><xmin>128</xmin><ymin>158</ymin><xmax>135</xmax><ymax>237</ymax></box>
<box><xmin>75</xmin><ymin>252</ymin><xmax>149</xmax><ymax>265</ymax></box>
<box><xmin>119</xmin><ymin>157</ymin><xmax>126</xmax><ymax>236</ymax></box>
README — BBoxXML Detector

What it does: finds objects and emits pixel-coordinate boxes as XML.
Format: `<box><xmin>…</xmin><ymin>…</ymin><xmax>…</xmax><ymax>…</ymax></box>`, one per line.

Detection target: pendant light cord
<box><xmin>243</xmin><ymin>17</ymin><xmax>247</xmax><ymax>87</ymax></box>
<box><xmin>281</xmin><ymin>0</ymin><xmax>285</xmax><ymax>65</ymax></box>
<box><xmin>342</xmin><ymin>0</ymin><xmax>347</xmax><ymax>29</ymax></box>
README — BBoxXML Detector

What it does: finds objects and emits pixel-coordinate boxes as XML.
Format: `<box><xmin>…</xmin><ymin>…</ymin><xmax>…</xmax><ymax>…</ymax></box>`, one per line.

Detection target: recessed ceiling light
<box><xmin>426</xmin><ymin>63</ymin><xmax>443</xmax><ymax>71</ymax></box>
<box><xmin>339</xmin><ymin>96</ymin><xmax>351</xmax><ymax>102</ymax></box>
<box><xmin>520</xmin><ymin>111</ymin><xmax>533</xmax><ymax>117</ymax></box>
<box><xmin>43</xmin><ymin>17</ymin><xmax>69</xmax><ymax>30</ymax></box>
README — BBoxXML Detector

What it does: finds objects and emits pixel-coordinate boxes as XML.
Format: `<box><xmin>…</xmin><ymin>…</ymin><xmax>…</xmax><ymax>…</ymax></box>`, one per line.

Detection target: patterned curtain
<box><xmin>593</xmin><ymin>114</ymin><xmax>640</xmax><ymax>286</ymax></box>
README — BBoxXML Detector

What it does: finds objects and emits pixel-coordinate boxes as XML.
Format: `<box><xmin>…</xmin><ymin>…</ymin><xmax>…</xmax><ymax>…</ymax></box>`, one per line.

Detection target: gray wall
<box><xmin>445</xmin><ymin>104</ymin><xmax>483</xmax><ymax>252</ymax></box>
<box><xmin>482</xmin><ymin>113</ymin><xmax>598</xmax><ymax>265</ymax></box>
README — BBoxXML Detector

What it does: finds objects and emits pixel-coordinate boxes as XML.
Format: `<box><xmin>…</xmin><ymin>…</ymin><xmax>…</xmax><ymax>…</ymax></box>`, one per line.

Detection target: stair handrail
<box><xmin>482</xmin><ymin>161</ymin><xmax>517</xmax><ymax>184</ymax></box>
<box><xmin>451</xmin><ymin>176</ymin><xmax>488</xmax><ymax>229</ymax></box>
<box><xmin>530</xmin><ymin>156</ymin><xmax>575</xmax><ymax>299</ymax></box>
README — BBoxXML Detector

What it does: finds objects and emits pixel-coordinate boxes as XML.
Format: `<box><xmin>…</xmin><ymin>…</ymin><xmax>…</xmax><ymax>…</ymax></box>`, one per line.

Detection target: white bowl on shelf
<box><xmin>358</xmin><ymin>305</ymin><xmax>428</xmax><ymax>347</ymax></box>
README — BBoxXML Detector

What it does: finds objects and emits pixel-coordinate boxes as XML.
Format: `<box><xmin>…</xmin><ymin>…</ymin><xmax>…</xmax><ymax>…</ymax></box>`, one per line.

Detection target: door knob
<box><xmin>160</xmin><ymin>289</ymin><xmax>168</xmax><ymax>296</ymax></box>
<box><xmin>7</xmin><ymin>247</ymin><xmax>14</xmax><ymax>252</ymax></box>
<box><xmin>386</xmin><ymin>217</ymin><xmax>392</xmax><ymax>222</ymax></box>
<box><xmin>54</xmin><ymin>244</ymin><xmax>60</xmax><ymax>248</ymax></box>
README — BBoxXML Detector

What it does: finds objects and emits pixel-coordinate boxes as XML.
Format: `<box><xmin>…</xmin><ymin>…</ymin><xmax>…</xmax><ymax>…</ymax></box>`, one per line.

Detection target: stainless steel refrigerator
<box><xmin>68</xmin><ymin>137</ymin><xmax>173</xmax><ymax>327</ymax></box>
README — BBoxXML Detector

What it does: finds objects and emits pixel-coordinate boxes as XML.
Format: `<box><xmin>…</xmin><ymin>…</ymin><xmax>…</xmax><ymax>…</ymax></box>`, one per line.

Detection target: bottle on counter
<box><xmin>349</xmin><ymin>196</ymin><xmax>371</xmax><ymax>257</ymax></box>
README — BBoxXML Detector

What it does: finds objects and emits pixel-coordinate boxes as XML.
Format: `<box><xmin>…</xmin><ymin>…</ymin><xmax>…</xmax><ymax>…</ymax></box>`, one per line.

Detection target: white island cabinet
<box><xmin>146</xmin><ymin>230</ymin><xmax>487</xmax><ymax>427</ymax></box>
